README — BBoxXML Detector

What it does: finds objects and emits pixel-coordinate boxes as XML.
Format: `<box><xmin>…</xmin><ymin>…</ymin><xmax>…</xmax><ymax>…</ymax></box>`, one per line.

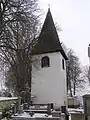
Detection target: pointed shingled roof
<box><xmin>32</xmin><ymin>9</ymin><xmax>68</xmax><ymax>60</ymax></box>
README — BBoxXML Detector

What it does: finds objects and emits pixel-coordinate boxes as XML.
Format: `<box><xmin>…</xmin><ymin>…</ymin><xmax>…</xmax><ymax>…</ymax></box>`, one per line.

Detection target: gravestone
<box><xmin>23</xmin><ymin>103</ymin><xmax>29</xmax><ymax>110</ymax></box>
<box><xmin>47</xmin><ymin>104</ymin><xmax>51</xmax><ymax>115</ymax></box>
<box><xmin>19</xmin><ymin>104</ymin><xmax>24</xmax><ymax>114</ymax></box>
<box><xmin>52</xmin><ymin>111</ymin><xmax>61</xmax><ymax>117</ymax></box>
<box><xmin>83</xmin><ymin>94</ymin><xmax>90</xmax><ymax>120</ymax></box>
<box><xmin>18</xmin><ymin>96</ymin><xmax>22</xmax><ymax>114</ymax></box>
<box><xmin>11</xmin><ymin>103</ymin><xmax>17</xmax><ymax>115</ymax></box>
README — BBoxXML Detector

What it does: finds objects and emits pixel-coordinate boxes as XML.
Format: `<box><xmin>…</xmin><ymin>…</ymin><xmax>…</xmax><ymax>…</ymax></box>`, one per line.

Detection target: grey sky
<box><xmin>39</xmin><ymin>0</ymin><xmax>90</xmax><ymax>65</ymax></box>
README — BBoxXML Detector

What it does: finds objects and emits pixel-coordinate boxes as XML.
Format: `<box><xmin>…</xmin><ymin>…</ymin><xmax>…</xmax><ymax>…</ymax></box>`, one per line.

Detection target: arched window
<box><xmin>62</xmin><ymin>59</ymin><xmax>65</xmax><ymax>70</ymax></box>
<box><xmin>41</xmin><ymin>56</ymin><xmax>50</xmax><ymax>68</ymax></box>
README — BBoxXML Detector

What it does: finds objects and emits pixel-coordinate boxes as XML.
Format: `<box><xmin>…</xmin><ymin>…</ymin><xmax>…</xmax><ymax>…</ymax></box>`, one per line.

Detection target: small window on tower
<box><xmin>41</xmin><ymin>56</ymin><xmax>50</xmax><ymax>68</ymax></box>
<box><xmin>62</xmin><ymin>59</ymin><xmax>65</xmax><ymax>70</ymax></box>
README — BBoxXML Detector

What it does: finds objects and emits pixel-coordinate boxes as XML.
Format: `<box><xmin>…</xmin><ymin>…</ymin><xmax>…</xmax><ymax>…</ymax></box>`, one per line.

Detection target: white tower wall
<box><xmin>31</xmin><ymin>52</ymin><xmax>67</xmax><ymax>108</ymax></box>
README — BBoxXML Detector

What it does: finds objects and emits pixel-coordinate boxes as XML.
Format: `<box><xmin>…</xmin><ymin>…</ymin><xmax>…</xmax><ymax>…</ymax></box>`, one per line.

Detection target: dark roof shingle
<box><xmin>32</xmin><ymin>9</ymin><xmax>68</xmax><ymax>60</ymax></box>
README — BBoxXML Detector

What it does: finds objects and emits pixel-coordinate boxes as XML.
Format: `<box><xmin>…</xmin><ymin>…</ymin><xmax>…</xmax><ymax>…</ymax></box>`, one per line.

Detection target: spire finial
<box><xmin>48</xmin><ymin>4</ymin><xmax>50</xmax><ymax>10</ymax></box>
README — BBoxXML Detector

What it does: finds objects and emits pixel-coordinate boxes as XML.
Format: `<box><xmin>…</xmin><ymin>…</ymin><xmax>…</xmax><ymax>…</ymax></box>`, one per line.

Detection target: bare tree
<box><xmin>0</xmin><ymin>0</ymin><xmax>40</xmax><ymax>103</ymax></box>
<box><xmin>76</xmin><ymin>66</ymin><xmax>89</xmax><ymax>93</ymax></box>
<box><xmin>66</xmin><ymin>49</ymin><xmax>82</xmax><ymax>96</ymax></box>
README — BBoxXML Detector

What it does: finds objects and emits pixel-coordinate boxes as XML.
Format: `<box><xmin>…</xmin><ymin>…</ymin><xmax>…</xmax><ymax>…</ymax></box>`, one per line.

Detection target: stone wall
<box><xmin>70</xmin><ymin>113</ymin><xmax>84</xmax><ymax>120</ymax></box>
<box><xmin>0</xmin><ymin>97</ymin><xmax>18</xmax><ymax>111</ymax></box>
<box><xmin>12</xmin><ymin>117</ymin><xmax>61</xmax><ymax>120</ymax></box>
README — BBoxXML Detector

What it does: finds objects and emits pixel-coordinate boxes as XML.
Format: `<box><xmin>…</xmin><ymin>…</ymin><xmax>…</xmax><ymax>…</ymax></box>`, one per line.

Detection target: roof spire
<box><xmin>32</xmin><ymin>8</ymin><xmax>68</xmax><ymax>60</ymax></box>
<box><xmin>48</xmin><ymin>4</ymin><xmax>50</xmax><ymax>10</ymax></box>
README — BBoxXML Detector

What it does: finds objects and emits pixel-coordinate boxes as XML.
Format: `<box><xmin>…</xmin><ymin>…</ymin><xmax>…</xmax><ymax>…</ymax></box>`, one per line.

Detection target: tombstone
<box><xmin>61</xmin><ymin>106</ymin><xmax>66</xmax><ymax>113</ymax></box>
<box><xmin>35</xmin><ymin>105</ymin><xmax>40</xmax><ymax>110</ymax></box>
<box><xmin>51</xmin><ymin>103</ymin><xmax>54</xmax><ymax>109</ymax></box>
<box><xmin>47</xmin><ymin>103</ymin><xmax>51</xmax><ymax>115</ymax></box>
<box><xmin>25</xmin><ymin>87</ymin><xmax>31</xmax><ymax>106</ymax></box>
<box><xmin>52</xmin><ymin>111</ymin><xmax>61</xmax><ymax>117</ymax></box>
<box><xmin>29</xmin><ymin>111</ymin><xmax>34</xmax><ymax>117</ymax></box>
<box><xmin>11</xmin><ymin>103</ymin><xmax>17</xmax><ymax>115</ymax></box>
<box><xmin>49</xmin><ymin>103</ymin><xmax>54</xmax><ymax>109</ymax></box>
<box><xmin>61</xmin><ymin>113</ymin><xmax>65</xmax><ymax>120</ymax></box>
<box><xmin>18</xmin><ymin>96</ymin><xmax>22</xmax><ymax>113</ymax></box>
<box><xmin>18</xmin><ymin>104</ymin><xmax>24</xmax><ymax>114</ymax></box>
<box><xmin>83</xmin><ymin>94</ymin><xmax>90</xmax><ymax>120</ymax></box>
<box><xmin>23</xmin><ymin>103</ymin><xmax>29</xmax><ymax>110</ymax></box>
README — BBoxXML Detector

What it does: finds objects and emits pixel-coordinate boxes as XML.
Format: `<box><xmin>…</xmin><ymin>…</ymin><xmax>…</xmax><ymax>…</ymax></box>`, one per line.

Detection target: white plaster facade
<box><xmin>31</xmin><ymin>52</ymin><xmax>67</xmax><ymax>108</ymax></box>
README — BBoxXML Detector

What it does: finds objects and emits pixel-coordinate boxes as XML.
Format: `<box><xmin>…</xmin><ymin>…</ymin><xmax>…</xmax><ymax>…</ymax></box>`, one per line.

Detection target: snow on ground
<box><xmin>69</xmin><ymin>114</ymin><xmax>71</xmax><ymax>120</ymax></box>
<box><xmin>68</xmin><ymin>108</ymin><xmax>84</xmax><ymax>114</ymax></box>
<box><xmin>0</xmin><ymin>97</ymin><xmax>18</xmax><ymax>101</ymax></box>
<box><xmin>17</xmin><ymin>112</ymin><xmax>30</xmax><ymax>117</ymax></box>
<box><xmin>12</xmin><ymin>112</ymin><xmax>52</xmax><ymax>118</ymax></box>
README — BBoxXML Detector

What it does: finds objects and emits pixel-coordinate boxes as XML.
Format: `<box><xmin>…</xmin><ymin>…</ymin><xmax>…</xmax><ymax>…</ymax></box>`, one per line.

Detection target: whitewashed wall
<box><xmin>31</xmin><ymin>52</ymin><xmax>67</xmax><ymax>108</ymax></box>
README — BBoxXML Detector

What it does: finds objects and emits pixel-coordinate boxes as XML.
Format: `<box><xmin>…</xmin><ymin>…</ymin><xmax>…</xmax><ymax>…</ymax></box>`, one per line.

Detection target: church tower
<box><xmin>31</xmin><ymin>9</ymin><xmax>68</xmax><ymax>109</ymax></box>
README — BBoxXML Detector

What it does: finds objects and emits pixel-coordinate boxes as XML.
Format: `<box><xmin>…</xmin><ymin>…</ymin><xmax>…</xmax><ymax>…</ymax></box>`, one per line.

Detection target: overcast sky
<box><xmin>39</xmin><ymin>0</ymin><xmax>90</xmax><ymax>66</ymax></box>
